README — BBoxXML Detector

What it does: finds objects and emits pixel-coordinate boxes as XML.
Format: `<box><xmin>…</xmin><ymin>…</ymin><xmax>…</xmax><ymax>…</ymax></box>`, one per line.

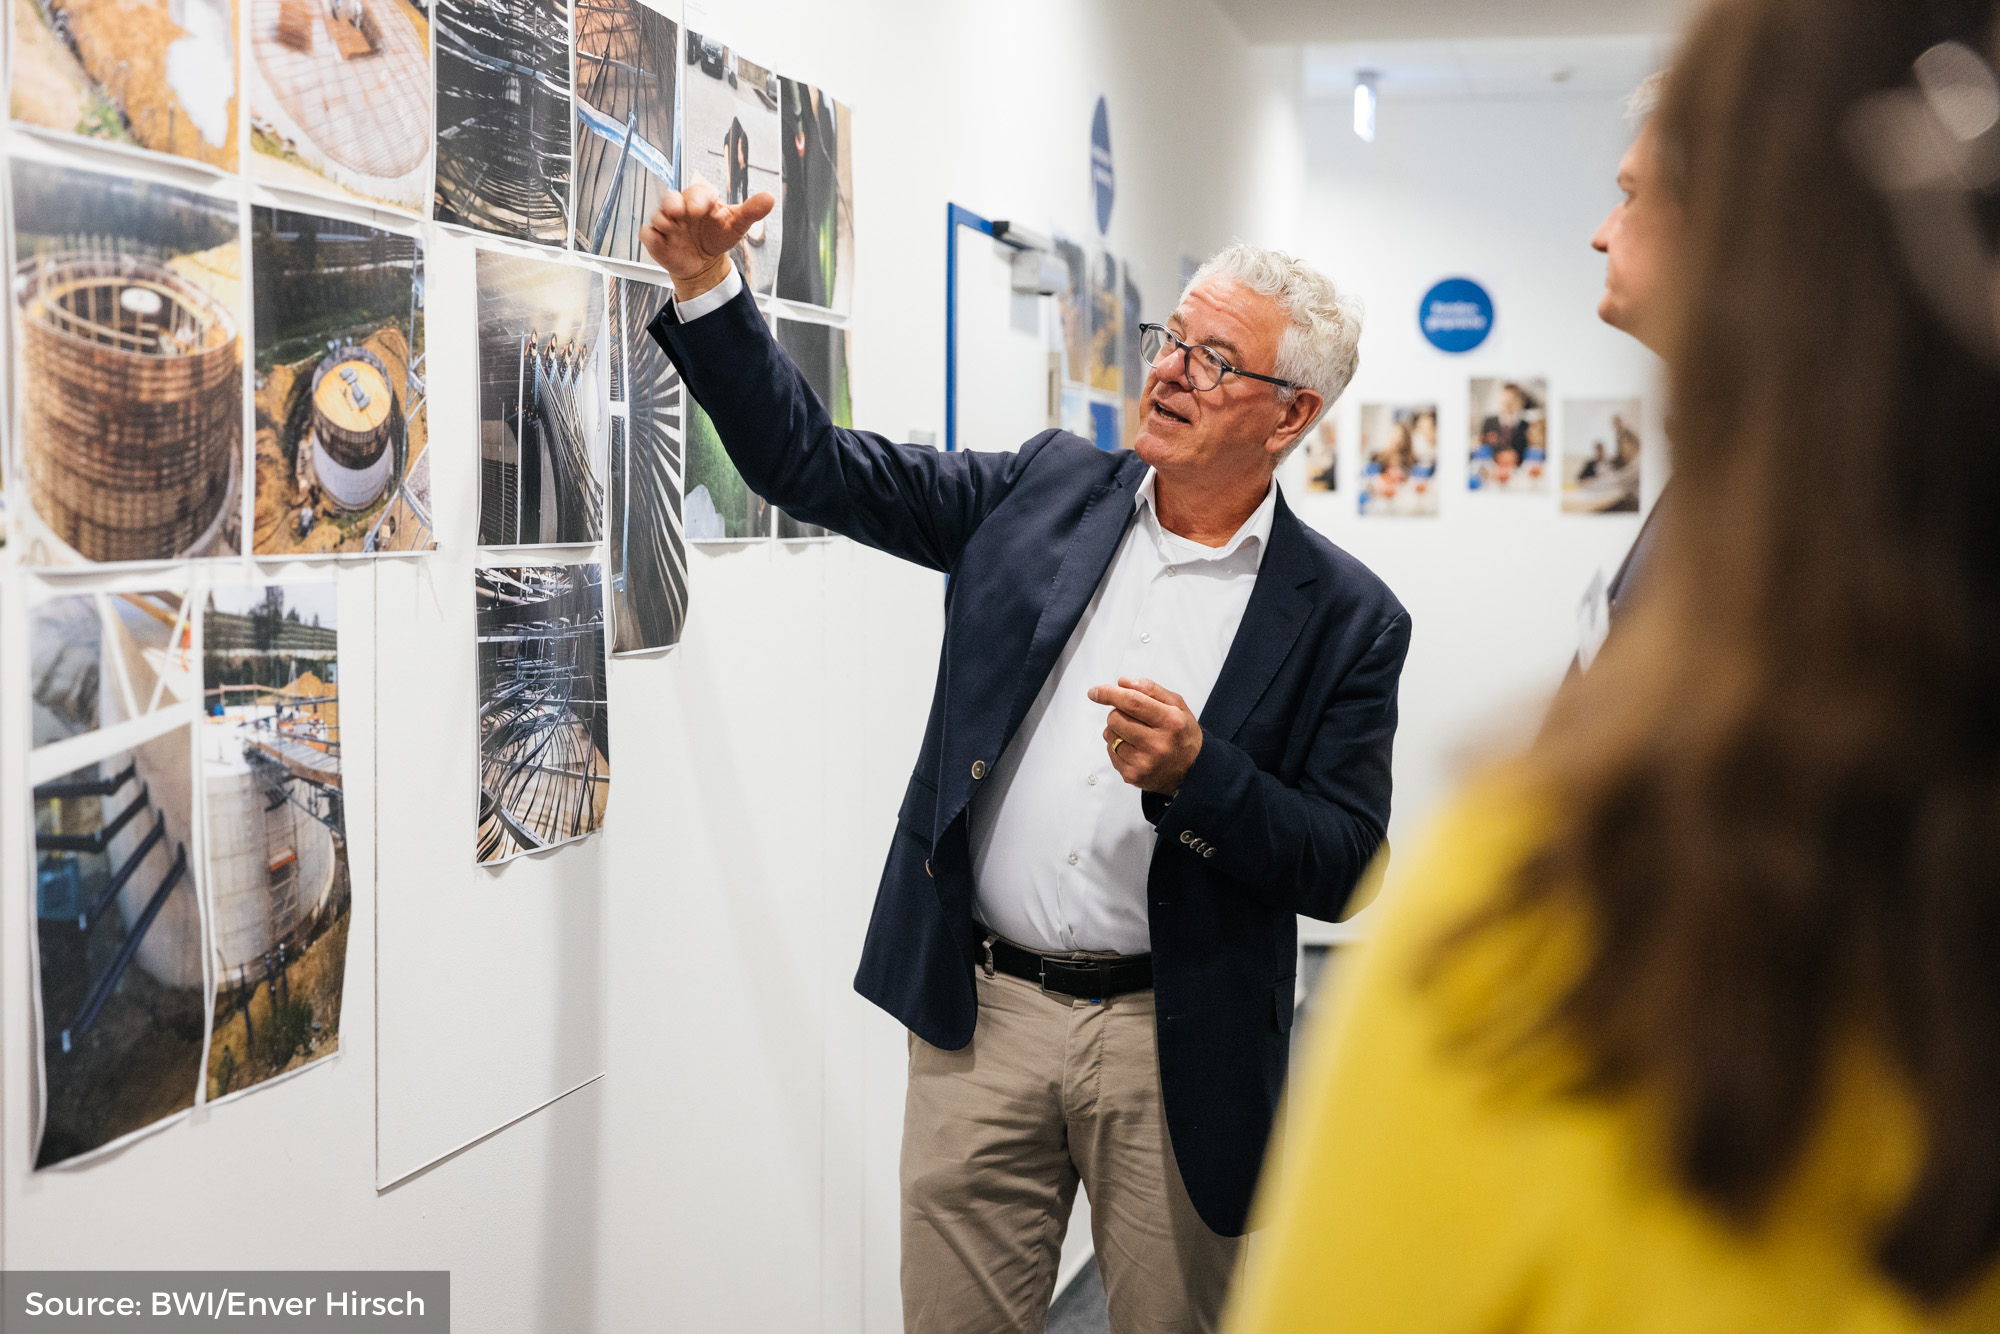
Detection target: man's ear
<box><xmin>1268</xmin><ymin>390</ymin><xmax>1325</xmax><ymax>456</ymax></box>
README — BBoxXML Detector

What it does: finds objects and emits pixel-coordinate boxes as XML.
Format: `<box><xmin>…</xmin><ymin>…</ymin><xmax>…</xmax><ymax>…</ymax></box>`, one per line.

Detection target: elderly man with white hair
<box><xmin>642</xmin><ymin>188</ymin><xmax>1410</xmax><ymax>1334</ymax></box>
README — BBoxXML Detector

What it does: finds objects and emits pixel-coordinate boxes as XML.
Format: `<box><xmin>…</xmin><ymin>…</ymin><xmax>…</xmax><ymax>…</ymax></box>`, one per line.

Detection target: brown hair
<box><xmin>1498</xmin><ymin>0</ymin><xmax>2000</xmax><ymax>1306</ymax></box>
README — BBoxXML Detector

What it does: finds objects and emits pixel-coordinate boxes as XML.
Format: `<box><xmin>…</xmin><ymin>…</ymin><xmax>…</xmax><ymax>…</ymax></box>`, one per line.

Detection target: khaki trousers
<box><xmin>900</xmin><ymin>964</ymin><xmax>1240</xmax><ymax>1334</ymax></box>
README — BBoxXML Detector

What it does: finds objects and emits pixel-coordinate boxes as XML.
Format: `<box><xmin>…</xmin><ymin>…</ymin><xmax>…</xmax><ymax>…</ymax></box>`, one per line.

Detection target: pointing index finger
<box><xmin>1089</xmin><ymin>683</ymin><xmax>1172</xmax><ymax>726</ymax></box>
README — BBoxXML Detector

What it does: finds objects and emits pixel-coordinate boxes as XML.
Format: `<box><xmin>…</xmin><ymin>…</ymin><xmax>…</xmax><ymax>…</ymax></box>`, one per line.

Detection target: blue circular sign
<box><xmin>1419</xmin><ymin>278</ymin><xmax>1493</xmax><ymax>353</ymax></box>
<box><xmin>1091</xmin><ymin>98</ymin><xmax>1115</xmax><ymax>235</ymax></box>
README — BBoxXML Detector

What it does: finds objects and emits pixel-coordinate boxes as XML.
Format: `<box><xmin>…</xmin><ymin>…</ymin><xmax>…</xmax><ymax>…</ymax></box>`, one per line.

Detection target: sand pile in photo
<box><xmin>37</xmin><ymin>0</ymin><xmax>239</xmax><ymax>169</ymax></box>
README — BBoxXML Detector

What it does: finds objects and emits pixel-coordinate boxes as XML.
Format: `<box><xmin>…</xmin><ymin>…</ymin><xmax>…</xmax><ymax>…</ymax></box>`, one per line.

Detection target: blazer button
<box><xmin>925</xmin><ymin>859</ymin><xmax>933</xmax><ymax>878</ymax></box>
<box><xmin>1201</xmin><ymin>847</ymin><xmax>1215</xmax><ymax>860</ymax></box>
<box><xmin>1179</xmin><ymin>830</ymin><xmax>1194</xmax><ymax>845</ymax></box>
<box><xmin>971</xmin><ymin>760</ymin><xmax>987</xmax><ymax>780</ymax></box>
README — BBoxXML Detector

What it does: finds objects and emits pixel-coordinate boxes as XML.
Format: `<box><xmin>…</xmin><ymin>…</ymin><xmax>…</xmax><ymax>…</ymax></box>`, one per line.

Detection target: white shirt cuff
<box><xmin>673</xmin><ymin>264</ymin><xmax>743</xmax><ymax>322</ymax></box>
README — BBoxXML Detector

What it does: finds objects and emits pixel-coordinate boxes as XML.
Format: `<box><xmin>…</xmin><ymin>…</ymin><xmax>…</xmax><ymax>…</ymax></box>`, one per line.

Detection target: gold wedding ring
<box><xmin>1111</xmin><ymin>737</ymin><xmax>1126</xmax><ymax>755</ymax></box>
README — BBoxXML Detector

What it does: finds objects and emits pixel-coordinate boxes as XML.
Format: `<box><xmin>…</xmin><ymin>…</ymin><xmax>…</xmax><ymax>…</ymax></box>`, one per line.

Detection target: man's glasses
<box><xmin>1138</xmin><ymin>323</ymin><xmax>1299</xmax><ymax>394</ymax></box>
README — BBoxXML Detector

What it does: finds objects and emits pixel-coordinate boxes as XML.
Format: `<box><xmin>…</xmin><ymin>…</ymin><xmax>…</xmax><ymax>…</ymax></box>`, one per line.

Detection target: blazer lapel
<box><xmin>1200</xmin><ymin>493</ymin><xmax>1319</xmax><ymax>742</ymax></box>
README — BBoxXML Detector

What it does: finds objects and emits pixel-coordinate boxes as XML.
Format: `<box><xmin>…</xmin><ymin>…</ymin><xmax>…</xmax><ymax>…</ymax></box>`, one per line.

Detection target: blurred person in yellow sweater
<box><xmin>1230</xmin><ymin>0</ymin><xmax>2000</xmax><ymax>1329</ymax></box>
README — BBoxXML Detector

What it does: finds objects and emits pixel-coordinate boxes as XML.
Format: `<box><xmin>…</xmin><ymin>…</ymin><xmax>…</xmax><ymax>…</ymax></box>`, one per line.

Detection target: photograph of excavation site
<box><xmin>433</xmin><ymin>0</ymin><xmax>572</xmax><ymax>243</ymax></box>
<box><xmin>29</xmin><ymin>589</ymin><xmax>205</xmax><ymax>1168</ymax></box>
<box><xmin>248</xmin><ymin>0</ymin><xmax>434</xmax><ymax>212</ymax></box>
<box><xmin>477</xmin><ymin>251</ymin><xmax>609</xmax><ymax>546</ymax></box>
<box><xmin>252</xmin><ymin>207</ymin><xmax>431</xmax><ymax>556</ymax></box>
<box><xmin>10</xmin><ymin>159</ymin><xmax>243</xmax><ymax>566</ymax></box>
<box><xmin>202</xmin><ymin>583</ymin><xmax>350</xmax><ymax>1102</ymax></box>
<box><xmin>572</xmin><ymin>0</ymin><xmax>678</xmax><ymax>262</ymax></box>
<box><xmin>9</xmin><ymin>0</ymin><xmax>238</xmax><ymax>170</ymax></box>
<box><xmin>475</xmin><ymin>564</ymin><xmax>610</xmax><ymax>865</ymax></box>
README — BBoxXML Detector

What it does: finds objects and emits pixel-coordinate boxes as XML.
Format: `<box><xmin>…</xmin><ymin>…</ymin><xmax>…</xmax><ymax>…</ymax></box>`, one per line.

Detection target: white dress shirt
<box><xmin>968</xmin><ymin>472</ymin><xmax>1275</xmax><ymax>955</ymax></box>
<box><xmin>675</xmin><ymin>265</ymin><xmax>1274</xmax><ymax>955</ymax></box>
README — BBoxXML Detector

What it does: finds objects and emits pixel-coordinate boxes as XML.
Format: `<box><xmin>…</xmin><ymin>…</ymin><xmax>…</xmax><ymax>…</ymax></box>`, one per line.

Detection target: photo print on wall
<box><xmin>251</xmin><ymin>208</ymin><xmax>432</xmax><ymax>556</ymax></box>
<box><xmin>572</xmin><ymin>0</ymin><xmax>679</xmax><ymax>261</ymax></box>
<box><xmin>201</xmin><ymin>582</ymin><xmax>351</xmax><ymax>1102</ymax></box>
<box><xmin>682</xmin><ymin>30</ymin><xmax>784</xmax><ymax>297</ymax></box>
<box><xmin>1088</xmin><ymin>251</ymin><xmax>1121</xmax><ymax>396</ymax></box>
<box><xmin>1468</xmin><ymin>376</ymin><xmax>1550</xmax><ymax>493</ymax></box>
<box><xmin>1358</xmin><ymin>402</ymin><xmax>1439</xmax><ymax>517</ymax></box>
<box><xmin>608</xmin><ymin>275</ymin><xmax>689</xmax><ymax>653</ymax></box>
<box><xmin>475</xmin><ymin>564</ymin><xmax>611</xmax><ymax>866</ymax></box>
<box><xmin>28</xmin><ymin>589</ymin><xmax>205</xmax><ymax>1168</ymax></box>
<box><xmin>770</xmin><ymin>315</ymin><xmax>849</xmax><ymax>540</ymax></box>
<box><xmin>433</xmin><ymin>0</ymin><xmax>572</xmax><ymax>244</ymax></box>
<box><xmin>10</xmin><ymin>160</ymin><xmax>244</xmax><ymax>567</ymax></box>
<box><xmin>247</xmin><ymin>0</ymin><xmax>434</xmax><ymax>211</ymax></box>
<box><xmin>1053</xmin><ymin>235</ymin><xmax>1088</xmax><ymax>385</ymax></box>
<box><xmin>476</xmin><ymin>250</ymin><xmax>610</xmax><ymax>547</ymax></box>
<box><xmin>1561</xmin><ymin>397</ymin><xmax>1643</xmax><ymax>514</ymax></box>
<box><xmin>1298</xmin><ymin>418</ymin><xmax>1338</xmax><ymax>493</ymax></box>
<box><xmin>775</xmin><ymin>76</ymin><xmax>852</xmax><ymax>314</ymax></box>
<box><xmin>10</xmin><ymin>0</ymin><xmax>239</xmax><ymax>171</ymax></box>
<box><xmin>1121</xmin><ymin>267</ymin><xmax>1144</xmax><ymax>449</ymax></box>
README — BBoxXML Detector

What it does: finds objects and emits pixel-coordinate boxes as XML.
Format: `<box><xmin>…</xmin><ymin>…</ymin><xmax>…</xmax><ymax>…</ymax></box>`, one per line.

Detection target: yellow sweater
<box><xmin>1228</xmin><ymin>794</ymin><xmax>2000</xmax><ymax>1334</ymax></box>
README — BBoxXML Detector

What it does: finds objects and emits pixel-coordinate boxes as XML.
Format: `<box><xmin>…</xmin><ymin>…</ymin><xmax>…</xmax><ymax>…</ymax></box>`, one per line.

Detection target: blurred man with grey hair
<box><xmin>641</xmin><ymin>190</ymin><xmax>1409</xmax><ymax>1333</ymax></box>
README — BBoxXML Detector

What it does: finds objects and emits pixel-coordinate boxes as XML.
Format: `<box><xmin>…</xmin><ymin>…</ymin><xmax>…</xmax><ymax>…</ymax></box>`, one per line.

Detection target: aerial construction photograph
<box><xmin>9</xmin><ymin>0</ymin><xmax>238</xmax><ymax>170</ymax></box>
<box><xmin>251</xmin><ymin>207</ymin><xmax>431</xmax><ymax>556</ymax></box>
<box><xmin>201</xmin><ymin>582</ymin><xmax>351</xmax><ymax>1102</ymax></box>
<box><xmin>475</xmin><ymin>564</ymin><xmax>611</xmax><ymax>866</ymax></box>
<box><xmin>29</xmin><ymin>589</ymin><xmax>205</xmax><ymax>1168</ymax></box>
<box><xmin>10</xmin><ymin>159</ymin><xmax>243</xmax><ymax>566</ymax></box>
<box><xmin>247</xmin><ymin>0</ymin><xmax>435</xmax><ymax>212</ymax></box>
<box><xmin>571</xmin><ymin>0</ymin><xmax>678</xmax><ymax>262</ymax></box>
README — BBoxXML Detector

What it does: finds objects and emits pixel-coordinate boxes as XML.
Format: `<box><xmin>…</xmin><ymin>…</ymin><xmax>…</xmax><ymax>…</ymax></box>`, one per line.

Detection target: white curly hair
<box><xmin>1182</xmin><ymin>243</ymin><xmax>1364</xmax><ymax>454</ymax></box>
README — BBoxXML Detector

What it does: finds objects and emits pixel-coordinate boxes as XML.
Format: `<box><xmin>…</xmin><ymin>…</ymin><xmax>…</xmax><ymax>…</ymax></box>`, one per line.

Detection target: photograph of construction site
<box><xmin>475</xmin><ymin>564</ymin><xmax>611</xmax><ymax>865</ymax></box>
<box><xmin>771</xmin><ymin>316</ymin><xmax>848</xmax><ymax>541</ymax></box>
<box><xmin>682</xmin><ymin>398</ymin><xmax>768</xmax><ymax>541</ymax></box>
<box><xmin>477</xmin><ymin>250</ymin><xmax>609</xmax><ymax>546</ymax></box>
<box><xmin>571</xmin><ymin>0</ymin><xmax>678</xmax><ymax>262</ymax></box>
<box><xmin>607</xmin><ymin>275</ymin><xmax>687</xmax><ymax>654</ymax></box>
<box><xmin>776</xmin><ymin>77</ymin><xmax>852</xmax><ymax>315</ymax></box>
<box><xmin>29</xmin><ymin>590</ymin><xmax>205</xmax><ymax>1168</ymax></box>
<box><xmin>201</xmin><ymin>582</ymin><xmax>350</xmax><ymax>1101</ymax></box>
<box><xmin>10</xmin><ymin>159</ymin><xmax>243</xmax><ymax>566</ymax></box>
<box><xmin>1089</xmin><ymin>250</ymin><xmax>1121</xmax><ymax>396</ymax></box>
<box><xmin>1122</xmin><ymin>267</ymin><xmax>1144</xmax><ymax>449</ymax></box>
<box><xmin>683</xmin><ymin>29</ymin><xmax>783</xmax><ymax>297</ymax></box>
<box><xmin>1053</xmin><ymin>235</ymin><xmax>1088</xmax><ymax>385</ymax></box>
<box><xmin>9</xmin><ymin>0</ymin><xmax>239</xmax><ymax>171</ymax></box>
<box><xmin>247</xmin><ymin>0</ymin><xmax>434</xmax><ymax>212</ymax></box>
<box><xmin>251</xmin><ymin>207</ymin><xmax>431</xmax><ymax>556</ymax></box>
<box><xmin>433</xmin><ymin>0</ymin><xmax>572</xmax><ymax>243</ymax></box>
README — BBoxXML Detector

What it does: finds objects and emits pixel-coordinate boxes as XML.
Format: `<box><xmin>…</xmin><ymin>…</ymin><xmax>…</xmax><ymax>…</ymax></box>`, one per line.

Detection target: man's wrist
<box><xmin>672</xmin><ymin>255</ymin><xmax>734</xmax><ymax>304</ymax></box>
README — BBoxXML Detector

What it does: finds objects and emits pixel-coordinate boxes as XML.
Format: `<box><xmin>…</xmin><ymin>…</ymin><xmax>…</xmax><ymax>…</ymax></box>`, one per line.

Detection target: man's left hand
<box><xmin>1090</xmin><ymin>678</ymin><xmax>1202</xmax><ymax>795</ymax></box>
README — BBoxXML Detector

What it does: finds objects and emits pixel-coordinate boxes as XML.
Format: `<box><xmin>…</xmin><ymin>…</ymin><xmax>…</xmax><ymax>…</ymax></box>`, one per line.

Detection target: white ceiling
<box><xmin>1211</xmin><ymin>0</ymin><xmax>1692</xmax><ymax>42</ymax></box>
<box><xmin>1305</xmin><ymin>34</ymin><xmax>1673</xmax><ymax>102</ymax></box>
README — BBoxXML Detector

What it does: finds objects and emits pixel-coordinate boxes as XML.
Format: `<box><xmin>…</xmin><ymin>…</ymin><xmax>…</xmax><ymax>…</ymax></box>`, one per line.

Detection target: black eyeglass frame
<box><xmin>1138</xmin><ymin>322</ymin><xmax>1301</xmax><ymax>393</ymax></box>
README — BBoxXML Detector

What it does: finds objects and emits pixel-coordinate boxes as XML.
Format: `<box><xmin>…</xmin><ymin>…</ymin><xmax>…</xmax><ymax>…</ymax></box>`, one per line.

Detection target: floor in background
<box><xmin>1047</xmin><ymin>1258</ymin><xmax>1109</xmax><ymax>1334</ymax></box>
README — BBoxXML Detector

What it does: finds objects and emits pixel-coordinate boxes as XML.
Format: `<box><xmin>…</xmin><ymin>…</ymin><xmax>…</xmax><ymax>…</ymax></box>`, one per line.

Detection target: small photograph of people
<box><xmin>1561</xmin><ymin>397</ymin><xmax>1642</xmax><ymax>513</ymax></box>
<box><xmin>1296</xmin><ymin>417</ymin><xmax>1338</xmax><ymax>493</ymax></box>
<box><xmin>1358</xmin><ymin>402</ymin><xmax>1439</xmax><ymax>517</ymax></box>
<box><xmin>1468</xmin><ymin>377</ymin><xmax>1550</xmax><ymax>493</ymax></box>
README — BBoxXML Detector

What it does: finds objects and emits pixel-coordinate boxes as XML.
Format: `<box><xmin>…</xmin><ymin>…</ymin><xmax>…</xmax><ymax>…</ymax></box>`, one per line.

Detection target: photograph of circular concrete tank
<box><xmin>17</xmin><ymin>250</ymin><xmax>242</xmax><ymax>563</ymax></box>
<box><xmin>307</xmin><ymin>345</ymin><xmax>399</xmax><ymax>510</ymax></box>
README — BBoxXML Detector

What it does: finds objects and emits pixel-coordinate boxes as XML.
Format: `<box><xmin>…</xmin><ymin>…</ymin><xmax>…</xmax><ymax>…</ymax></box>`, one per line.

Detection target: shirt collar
<box><xmin>1133</xmin><ymin>468</ymin><xmax>1277</xmax><ymax>569</ymax></box>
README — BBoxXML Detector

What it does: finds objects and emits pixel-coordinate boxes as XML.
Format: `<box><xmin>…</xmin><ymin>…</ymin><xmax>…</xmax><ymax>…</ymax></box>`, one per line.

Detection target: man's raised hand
<box><xmin>1091</xmin><ymin>677</ymin><xmax>1204</xmax><ymax>796</ymax></box>
<box><xmin>639</xmin><ymin>178</ymin><xmax>775</xmax><ymax>301</ymax></box>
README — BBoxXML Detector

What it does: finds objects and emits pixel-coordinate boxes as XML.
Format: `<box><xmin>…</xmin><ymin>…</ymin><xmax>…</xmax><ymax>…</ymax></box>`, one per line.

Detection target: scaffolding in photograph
<box><xmin>475</xmin><ymin>567</ymin><xmax>610</xmax><ymax>862</ymax></box>
<box><xmin>571</xmin><ymin>0</ymin><xmax>677</xmax><ymax>257</ymax></box>
<box><xmin>433</xmin><ymin>0</ymin><xmax>573</xmax><ymax>241</ymax></box>
<box><xmin>33</xmin><ymin>762</ymin><xmax>191</xmax><ymax>1052</ymax></box>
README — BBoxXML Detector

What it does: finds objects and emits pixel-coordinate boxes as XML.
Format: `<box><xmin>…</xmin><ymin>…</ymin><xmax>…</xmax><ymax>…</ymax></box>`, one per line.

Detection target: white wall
<box><xmin>1281</xmin><ymin>85</ymin><xmax>1667</xmax><ymax>942</ymax></box>
<box><xmin>1</xmin><ymin>3</ymin><xmax>1284</xmax><ymax>1331</ymax></box>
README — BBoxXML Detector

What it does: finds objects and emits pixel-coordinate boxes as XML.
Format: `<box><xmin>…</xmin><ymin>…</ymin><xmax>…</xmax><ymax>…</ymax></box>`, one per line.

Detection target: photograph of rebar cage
<box><xmin>607</xmin><ymin>275</ymin><xmax>688</xmax><ymax>653</ymax></box>
<box><xmin>571</xmin><ymin>0</ymin><xmax>677</xmax><ymax>262</ymax></box>
<box><xmin>433</xmin><ymin>0</ymin><xmax>572</xmax><ymax>243</ymax></box>
<box><xmin>477</xmin><ymin>251</ymin><xmax>608</xmax><ymax>546</ymax></box>
<box><xmin>475</xmin><ymin>564</ymin><xmax>611</xmax><ymax>865</ymax></box>
<box><xmin>201</xmin><ymin>583</ymin><xmax>351</xmax><ymax>1102</ymax></box>
<box><xmin>28</xmin><ymin>589</ymin><xmax>205</xmax><ymax>1168</ymax></box>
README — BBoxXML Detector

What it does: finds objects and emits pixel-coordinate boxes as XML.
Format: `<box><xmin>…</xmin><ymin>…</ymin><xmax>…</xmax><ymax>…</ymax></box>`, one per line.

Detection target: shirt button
<box><xmin>1086</xmin><ymin>774</ymin><xmax>1099</xmax><ymax>786</ymax></box>
<box><xmin>1166</xmin><ymin>566</ymin><xmax>1177</xmax><ymax>577</ymax></box>
<box><xmin>1068</xmin><ymin>852</ymin><xmax>1079</xmax><ymax>865</ymax></box>
<box><xmin>1140</xmin><ymin>632</ymin><xmax>1152</xmax><ymax>643</ymax></box>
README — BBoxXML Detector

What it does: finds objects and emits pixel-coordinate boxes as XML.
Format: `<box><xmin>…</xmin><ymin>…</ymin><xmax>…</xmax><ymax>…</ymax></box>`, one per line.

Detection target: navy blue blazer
<box><xmin>649</xmin><ymin>287</ymin><xmax>1411</xmax><ymax>1236</ymax></box>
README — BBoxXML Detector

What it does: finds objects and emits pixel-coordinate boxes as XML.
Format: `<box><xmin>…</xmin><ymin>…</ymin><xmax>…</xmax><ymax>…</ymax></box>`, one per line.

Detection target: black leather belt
<box><xmin>983</xmin><ymin>933</ymin><xmax>1153</xmax><ymax>1000</ymax></box>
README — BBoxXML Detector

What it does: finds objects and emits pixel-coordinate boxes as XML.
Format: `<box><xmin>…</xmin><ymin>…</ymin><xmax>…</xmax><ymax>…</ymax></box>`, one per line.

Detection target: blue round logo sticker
<box><xmin>1420</xmin><ymin>278</ymin><xmax>1493</xmax><ymax>353</ymax></box>
<box><xmin>1091</xmin><ymin>98</ymin><xmax>1115</xmax><ymax>235</ymax></box>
